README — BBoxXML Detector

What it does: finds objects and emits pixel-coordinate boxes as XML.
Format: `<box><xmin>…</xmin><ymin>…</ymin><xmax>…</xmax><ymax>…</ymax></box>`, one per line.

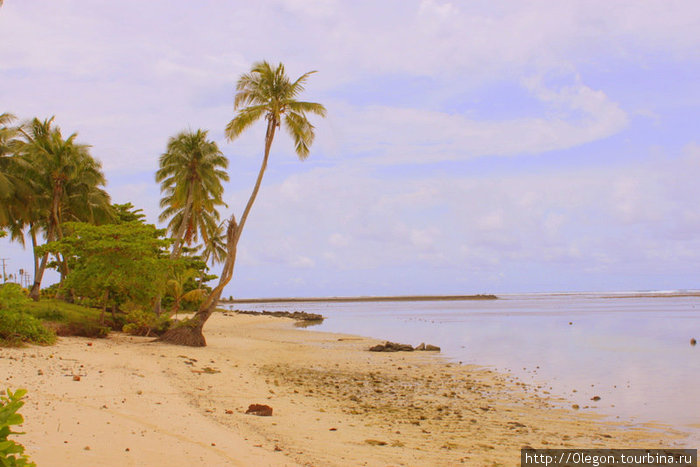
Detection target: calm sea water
<box><xmin>231</xmin><ymin>293</ymin><xmax>700</xmax><ymax>442</ymax></box>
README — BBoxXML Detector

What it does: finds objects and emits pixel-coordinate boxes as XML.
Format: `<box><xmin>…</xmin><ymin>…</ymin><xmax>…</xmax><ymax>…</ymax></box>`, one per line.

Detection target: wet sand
<box><xmin>0</xmin><ymin>312</ymin><xmax>687</xmax><ymax>466</ymax></box>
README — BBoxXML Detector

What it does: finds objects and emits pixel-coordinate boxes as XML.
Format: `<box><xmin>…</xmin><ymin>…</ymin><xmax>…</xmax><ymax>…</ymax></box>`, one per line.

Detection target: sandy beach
<box><xmin>1</xmin><ymin>312</ymin><xmax>688</xmax><ymax>466</ymax></box>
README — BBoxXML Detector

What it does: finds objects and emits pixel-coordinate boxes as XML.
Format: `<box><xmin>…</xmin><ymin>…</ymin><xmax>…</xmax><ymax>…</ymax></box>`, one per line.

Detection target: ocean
<box><xmin>228</xmin><ymin>292</ymin><xmax>700</xmax><ymax>443</ymax></box>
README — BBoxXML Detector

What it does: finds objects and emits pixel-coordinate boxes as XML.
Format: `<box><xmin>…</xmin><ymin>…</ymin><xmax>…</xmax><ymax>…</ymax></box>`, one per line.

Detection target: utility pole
<box><xmin>0</xmin><ymin>258</ymin><xmax>8</xmax><ymax>284</ymax></box>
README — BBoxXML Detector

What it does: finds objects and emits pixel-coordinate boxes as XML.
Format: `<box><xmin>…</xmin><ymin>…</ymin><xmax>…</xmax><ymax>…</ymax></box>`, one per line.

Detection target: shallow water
<box><xmin>231</xmin><ymin>293</ymin><xmax>700</xmax><ymax>443</ymax></box>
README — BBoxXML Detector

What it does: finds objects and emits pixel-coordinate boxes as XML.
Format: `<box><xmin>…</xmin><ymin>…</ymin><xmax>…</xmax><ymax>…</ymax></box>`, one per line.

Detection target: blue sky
<box><xmin>1</xmin><ymin>0</ymin><xmax>699</xmax><ymax>297</ymax></box>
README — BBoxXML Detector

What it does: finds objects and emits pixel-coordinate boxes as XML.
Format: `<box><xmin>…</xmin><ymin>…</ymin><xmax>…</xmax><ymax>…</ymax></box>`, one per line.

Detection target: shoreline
<box><xmin>222</xmin><ymin>290</ymin><xmax>700</xmax><ymax>304</ymax></box>
<box><xmin>1</xmin><ymin>312</ymin><xmax>689</xmax><ymax>466</ymax></box>
<box><xmin>222</xmin><ymin>294</ymin><xmax>498</xmax><ymax>304</ymax></box>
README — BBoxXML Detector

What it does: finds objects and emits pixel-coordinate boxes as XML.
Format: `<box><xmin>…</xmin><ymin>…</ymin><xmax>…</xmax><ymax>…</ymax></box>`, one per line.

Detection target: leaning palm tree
<box><xmin>161</xmin><ymin>61</ymin><xmax>326</xmax><ymax>346</ymax></box>
<box><xmin>156</xmin><ymin>129</ymin><xmax>228</xmax><ymax>260</ymax></box>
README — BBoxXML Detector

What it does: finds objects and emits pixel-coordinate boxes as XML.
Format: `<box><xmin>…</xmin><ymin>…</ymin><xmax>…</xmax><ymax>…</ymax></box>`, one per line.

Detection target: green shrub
<box><xmin>122</xmin><ymin>308</ymin><xmax>171</xmax><ymax>337</ymax></box>
<box><xmin>0</xmin><ymin>310</ymin><xmax>56</xmax><ymax>347</ymax></box>
<box><xmin>0</xmin><ymin>388</ymin><xmax>36</xmax><ymax>467</ymax></box>
<box><xmin>39</xmin><ymin>283</ymin><xmax>60</xmax><ymax>300</ymax></box>
<box><xmin>0</xmin><ymin>284</ymin><xmax>30</xmax><ymax>311</ymax></box>
<box><xmin>24</xmin><ymin>299</ymin><xmax>112</xmax><ymax>339</ymax></box>
<box><xmin>30</xmin><ymin>307</ymin><xmax>65</xmax><ymax>322</ymax></box>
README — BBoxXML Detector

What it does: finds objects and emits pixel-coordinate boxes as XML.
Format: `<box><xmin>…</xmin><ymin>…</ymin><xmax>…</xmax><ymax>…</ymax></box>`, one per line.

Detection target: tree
<box><xmin>112</xmin><ymin>202</ymin><xmax>146</xmax><ymax>224</ymax></box>
<box><xmin>40</xmin><ymin>222</ymin><xmax>172</xmax><ymax>322</ymax></box>
<box><xmin>166</xmin><ymin>269</ymin><xmax>207</xmax><ymax>319</ymax></box>
<box><xmin>195</xmin><ymin>221</ymin><xmax>227</xmax><ymax>286</ymax></box>
<box><xmin>0</xmin><ymin>113</ymin><xmax>21</xmax><ymax>225</ymax></box>
<box><xmin>15</xmin><ymin>117</ymin><xmax>112</xmax><ymax>300</ymax></box>
<box><xmin>160</xmin><ymin>61</ymin><xmax>326</xmax><ymax>346</ymax></box>
<box><xmin>156</xmin><ymin>129</ymin><xmax>228</xmax><ymax>260</ymax></box>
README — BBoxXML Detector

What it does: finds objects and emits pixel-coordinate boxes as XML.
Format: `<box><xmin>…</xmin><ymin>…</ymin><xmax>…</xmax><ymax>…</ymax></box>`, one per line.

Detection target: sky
<box><xmin>1</xmin><ymin>0</ymin><xmax>699</xmax><ymax>298</ymax></box>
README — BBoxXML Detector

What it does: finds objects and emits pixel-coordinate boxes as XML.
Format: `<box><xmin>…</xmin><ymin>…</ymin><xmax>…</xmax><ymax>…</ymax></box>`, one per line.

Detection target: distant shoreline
<box><xmin>222</xmin><ymin>293</ymin><xmax>498</xmax><ymax>304</ymax></box>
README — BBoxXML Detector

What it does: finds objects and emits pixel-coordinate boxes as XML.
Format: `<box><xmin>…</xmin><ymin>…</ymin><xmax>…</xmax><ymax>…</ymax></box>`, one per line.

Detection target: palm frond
<box><xmin>225</xmin><ymin>105</ymin><xmax>267</xmax><ymax>141</ymax></box>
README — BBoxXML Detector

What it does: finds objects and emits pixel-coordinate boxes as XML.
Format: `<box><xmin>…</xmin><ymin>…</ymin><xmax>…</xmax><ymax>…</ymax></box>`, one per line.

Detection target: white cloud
<box><xmin>229</xmin><ymin>142</ymin><xmax>700</xmax><ymax>293</ymax></box>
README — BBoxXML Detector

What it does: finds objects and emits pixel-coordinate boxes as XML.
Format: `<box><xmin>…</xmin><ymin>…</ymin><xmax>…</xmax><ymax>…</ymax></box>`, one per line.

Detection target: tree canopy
<box><xmin>156</xmin><ymin>129</ymin><xmax>228</xmax><ymax>259</ymax></box>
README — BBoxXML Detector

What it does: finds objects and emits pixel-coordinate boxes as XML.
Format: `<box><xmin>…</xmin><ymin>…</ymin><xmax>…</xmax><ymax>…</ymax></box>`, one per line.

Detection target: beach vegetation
<box><xmin>23</xmin><ymin>299</ymin><xmax>113</xmax><ymax>338</ymax></box>
<box><xmin>122</xmin><ymin>305</ymin><xmax>172</xmax><ymax>337</ymax></box>
<box><xmin>160</xmin><ymin>61</ymin><xmax>326</xmax><ymax>346</ymax></box>
<box><xmin>156</xmin><ymin>129</ymin><xmax>228</xmax><ymax>260</ymax></box>
<box><xmin>2</xmin><ymin>116</ymin><xmax>112</xmax><ymax>301</ymax></box>
<box><xmin>0</xmin><ymin>284</ymin><xmax>56</xmax><ymax>347</ymax></box>
<box><xmin>0</xmin><ymin>113</ymin><xmax>21</xmax><ymax>223</ymax></box>
<box><xmin>39</xmin><ymin>221</ymin><xmax>173</xmax><ymax>323</ymax></box>
<box><xmin>166</xmin><ymin>268</ymin><xmax>207</xmax><ymax>319</ymax></box>
<box><xmin>0</xmin><ymin>388</ymin><xmax>36</xmax><ymax>467</ymax></box>
<box><xmin>154</xmin><ymin>129</ymin><xmax>228</xmax><ymax>315</ymax></box>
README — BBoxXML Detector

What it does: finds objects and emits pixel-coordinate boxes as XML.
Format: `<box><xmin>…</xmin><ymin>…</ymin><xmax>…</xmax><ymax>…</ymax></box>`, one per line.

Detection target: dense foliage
<box><xmin>0</xmin><ymin>284</ymin><xmax>55</xmax><ymax>346</ymax></box>
<box><xmin>0</xmin><ymin>115</ymin><xmax>112</xmax><ymax>300</ymax></box>
<box><xmin>156</xmin><ymin>129</ymin><xmax>228</xmax><ymax>259</ymax></box>
<box><xmin>40</xmin><ymin>222</ymin><xmax>173</xmax><ymax>318</ymax></box>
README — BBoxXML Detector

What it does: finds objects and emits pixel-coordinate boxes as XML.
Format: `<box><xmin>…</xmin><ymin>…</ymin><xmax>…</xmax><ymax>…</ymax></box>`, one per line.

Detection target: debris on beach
<box><xmin>245</xmin><ymin>403</ymin><xmax>273</xmax><ymax>416</ymax></box>
<box><xmin>365</xmin><ymin>439</ymin><xmax>388</xmax><ymax>446</ymax></box>
<box><xmin>369</xmin><ymin>341</ymin><xmax>441</xmax><ymax>352</ymax></box>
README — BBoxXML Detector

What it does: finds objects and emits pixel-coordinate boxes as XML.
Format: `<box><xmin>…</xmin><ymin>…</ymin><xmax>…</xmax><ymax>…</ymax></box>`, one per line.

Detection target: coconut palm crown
<box><xmin>156</xmin><ymin>129</ymin><xmax>228</xmax><ymax>259</ymax></box>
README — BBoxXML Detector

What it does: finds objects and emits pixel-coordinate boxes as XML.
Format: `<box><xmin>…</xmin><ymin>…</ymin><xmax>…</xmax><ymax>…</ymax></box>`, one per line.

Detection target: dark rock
<box><xmin>386</xmin><ymin>341</ymin><xmax>414</xmax><ymax>351</ymax></box>
<box><xmin>370</xmin><ymin>341</ymin><xmax>441</xmax><ymax>352</ymax></box>
<box><xmin>365</xmin><ymin>439</ymin><xmax>387</xmax><ymax>446</ymax></box>
<box><xmin>591</xmin><ymin>396</ymin><xmax>601</xmax><ymax>401</ymax></box>
<box><xmin>369</xmin><ymin>341</ymin><xmax>414</xmax><ymax>352</ymax></box>
<box><xmin>691</xmin><ymin>338</ymin><xmax>697</xmax><ymax>346</ymax></box>
<box><xmin>245</xmin><ymin>404</ymin><xmax>273</xmax><ymax>416</ymax></box>
<box><xmin>234</xmin><ymin>309</ymin><xmax>324</xmax><ymax>322</ymax></box>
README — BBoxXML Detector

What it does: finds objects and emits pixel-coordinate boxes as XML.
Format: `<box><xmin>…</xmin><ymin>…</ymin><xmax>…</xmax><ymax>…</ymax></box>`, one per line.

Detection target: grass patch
<box><xmin>0</xmin><ymin>310</ymin><xmax>56</xmax><ymax>347</ymax></box>
<box><xmin>22</xmin><ymin>300</ymin><xmax>114</xmax><ymax>340</ymax></box>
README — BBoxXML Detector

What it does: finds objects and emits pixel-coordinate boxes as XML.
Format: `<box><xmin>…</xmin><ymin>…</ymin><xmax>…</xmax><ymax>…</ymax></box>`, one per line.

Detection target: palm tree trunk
<box><xmin>29</xmin><ymin>222</ymin><xmax>54</xmax><ymax>301</ymax></box>
<box><xmin>30</xmin><ymin>189</ymin><xmax>62</xmax><ymax>301</ymax></box>
<box><xmin>160</xmin><ymin>119</ymin><xmax>276</xmax><ymax>346</ymax></box>
<box><xmin>30</xmin><ymin>225</ymin><xmax>39</xmax><ymax>275</ymax></box>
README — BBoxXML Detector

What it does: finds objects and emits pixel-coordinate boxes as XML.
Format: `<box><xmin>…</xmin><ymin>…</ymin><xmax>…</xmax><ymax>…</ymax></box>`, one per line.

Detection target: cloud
<box><xmin>227</xmin><ymin>142</ymin><xmax>700</xmax><ymax>294</ymax></box>
<box><xmin>324</xmin><ymin>78</ymin><xmax>628</xmax><ymax>164</ymax></box>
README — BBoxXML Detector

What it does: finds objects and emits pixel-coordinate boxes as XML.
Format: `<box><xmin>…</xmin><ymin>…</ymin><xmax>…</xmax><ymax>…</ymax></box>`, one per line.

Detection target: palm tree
<box><xmin>199</xmin><ymin>221</ymin><xmax>227</xmax><ymax>264</ymax></box>
<box><xmin>166</xmin><ymin>269</ymin><xmax>207</xmax><ymax>319</ymax></box>
<box><xmin>17</xmin><ymin>117</ymin><xmax>111</xmax><ymax>300</ymax></box>
<box><xmin>193</xmin><ymin>221</ymin><xmax>228</xmax><ymax>287</ymax></box>
<box><xmin>0</xmin><ymin>113</ymin><xmax>20</xmax><ymax>223</ymax></box>
<box><xmin>161</xmin><ymin>61</ymin><xmax>326</xmax><ymax>346</ymax></box>
<box><xmin>156</xmin><ymin>129</ymin><xmax>228</xmax><ymax>260</ymax></box>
